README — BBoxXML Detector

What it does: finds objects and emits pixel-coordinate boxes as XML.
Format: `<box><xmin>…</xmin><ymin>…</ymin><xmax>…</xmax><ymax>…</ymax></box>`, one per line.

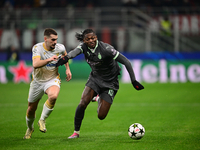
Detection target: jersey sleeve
<box><xmin>76</xmin><ymin>43</ymin><xmax>84</xmax><ymax>52</ymax></box>
<box><xmin>32</xmin><ymin>45</ymin><xmax>41</xmax><ymax>59</ymax></box>
<box><xmin>116</xmin><ymin>53</ymin><xmax>136</xmax><ymax>82</ymax></box>
<box><xmin>60</xmin><ymin>44</ymin><xmax>67</xmax><ymax>55</ymax></box>
<box><xmin>104</xmin><ymin>43</ymin><xmax>119</xmax><ymax>59</ymax></box>
<box><xmin>67</xmin><ymin>43</ymin><xmax>83</xmax><ymax>59</ymax></box>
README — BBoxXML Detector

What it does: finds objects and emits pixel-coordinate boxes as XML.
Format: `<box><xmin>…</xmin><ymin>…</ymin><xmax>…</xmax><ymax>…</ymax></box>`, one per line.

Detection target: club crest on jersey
<box><xmin>108</xmin><ymin>89</ymin><xmax>114</xmax><ymax>96</ymax></box>
<box><xmin>98</xmin><ymin>53</ymin><xmax>102</xmax><ymax>59</ymax></box>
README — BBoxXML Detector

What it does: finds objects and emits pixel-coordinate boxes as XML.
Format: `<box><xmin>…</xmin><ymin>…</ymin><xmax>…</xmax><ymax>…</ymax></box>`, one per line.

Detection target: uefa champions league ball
<box><xmin>128</xmin><ymin>123</ymin><xmax>145</xmax><ymax>140</ymax></box>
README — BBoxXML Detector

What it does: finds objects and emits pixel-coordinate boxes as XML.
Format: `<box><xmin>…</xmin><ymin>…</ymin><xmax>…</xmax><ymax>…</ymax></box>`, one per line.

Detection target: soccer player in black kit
<box><xmin>56</xmin><ymin>29</ymin><xmax>144</xmax><ymax>138</ymax></box>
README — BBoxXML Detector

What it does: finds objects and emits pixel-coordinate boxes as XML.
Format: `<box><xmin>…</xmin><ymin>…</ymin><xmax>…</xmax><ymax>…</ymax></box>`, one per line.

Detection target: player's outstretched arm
<box><xmin>116</xmin><ymin>53</ymin><xmax>144</xmax><ymax>90</ymax></box>
<box><xmin>56</xmin><ymin>48</ymin><xmax>82</xmax><ymax>67</ymax></box>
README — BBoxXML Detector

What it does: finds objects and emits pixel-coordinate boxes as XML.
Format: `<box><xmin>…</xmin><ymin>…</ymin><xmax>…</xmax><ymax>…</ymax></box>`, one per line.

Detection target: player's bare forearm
<box><xmin>64</xmin><ymin>62</ymin><xmax>72</xmax><ymax>81</ymax></box>
<box><xmin>33</xmin><ymin>55</ymin><xmax>58</xmax><ymax>69</ymax></box>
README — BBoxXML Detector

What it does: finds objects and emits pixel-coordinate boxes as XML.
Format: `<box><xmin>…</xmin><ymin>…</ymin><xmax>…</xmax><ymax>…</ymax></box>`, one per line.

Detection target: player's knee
<box><xmin>79</xmin><ymin>99</ymin><xmax>89</xmax><ymax>108</ymax></box>
<box><xmin>48</xmin><ymin>94</ymin><xmax>58</xmax><ymax>101</ymax></box>
<box><xmin>79</xmin><ymin>102</ymin><xmax>87</xmax><ymax>109</ymax></box>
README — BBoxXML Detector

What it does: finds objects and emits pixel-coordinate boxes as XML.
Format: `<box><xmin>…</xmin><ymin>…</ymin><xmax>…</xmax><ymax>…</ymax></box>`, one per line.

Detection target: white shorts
<box><xmin>28</xmin><ymin>77</ymin><xmax>61</xmax><ymax>103</ymax></box>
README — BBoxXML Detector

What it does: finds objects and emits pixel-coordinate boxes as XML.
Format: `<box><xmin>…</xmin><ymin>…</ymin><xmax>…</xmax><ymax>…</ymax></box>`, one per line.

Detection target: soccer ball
<box><xmin>128</xmin><ymin>123</ymin><xmax>145</xmax><ymax>140</ymax></box>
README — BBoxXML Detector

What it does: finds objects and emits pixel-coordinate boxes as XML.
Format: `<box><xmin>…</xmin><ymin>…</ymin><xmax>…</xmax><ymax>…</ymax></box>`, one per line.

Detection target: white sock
<box><xmin>26</xmin><ymin>116</ymin><xmax>35</xmax><ymax>129</ymax></box>
<box><xmin>74</xmin><ymin>131</ymin><xmax>80</xmax><ymax>134</ymax></box>
<box><xmin>40</xmin><ymin>103</ymin><xmax>53</xmax><ymax>120</ymax></box>
<box><xmin>96</xmin><ymin>95</ymin><xmax>100</xmax><ymax>102</ymax></box>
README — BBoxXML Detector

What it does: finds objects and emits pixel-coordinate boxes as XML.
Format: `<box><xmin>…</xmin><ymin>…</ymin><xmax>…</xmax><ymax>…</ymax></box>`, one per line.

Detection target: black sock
<box><xmin>74</xmin><ymin>105</ymin><xmax>85</xmax><ymax>131</ymax></box>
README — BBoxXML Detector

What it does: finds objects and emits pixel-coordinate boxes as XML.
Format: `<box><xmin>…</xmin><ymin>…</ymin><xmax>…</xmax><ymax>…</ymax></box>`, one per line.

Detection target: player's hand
<box><xmin>65</xmin><ymin>69</ymin><xmax>72</xmax><ymax>82</ymax></box>
<box><xmin>132</xmin><ymin>80</ymin><xmax>144</xmax><ymax>90</ymax></box>
<box><xmin>56</xmin><ymin>56</ymin><xmax>69</xmax><ymax>67</ymax></box>
<box><xmin>49</xmin><ymin>55</ymin><xmax>58</xmax><ymax>62</ymax></box>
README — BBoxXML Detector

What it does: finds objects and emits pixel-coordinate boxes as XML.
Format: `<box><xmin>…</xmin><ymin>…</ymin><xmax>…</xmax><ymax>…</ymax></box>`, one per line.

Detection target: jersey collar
<box><xmin>87</xmin><ymin>40</ymin><xmax>98</xmax><ymax>53</ymax></box>
<box><xmin>43</xmin><ymin>42</ymin><xmax>49</xmax><ymax>51</ymax></box>
<box><xmin>43</xmin><ymin>42</ymin><xmax>54</xmax><ymax>51</ymax></box>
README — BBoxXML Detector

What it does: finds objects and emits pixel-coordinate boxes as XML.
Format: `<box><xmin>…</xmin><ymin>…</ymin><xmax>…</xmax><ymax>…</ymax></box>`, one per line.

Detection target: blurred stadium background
<box><xmin>0</xmin><ymin>0</ymin><xmax>200</xmax><ymax>83</ymax></box>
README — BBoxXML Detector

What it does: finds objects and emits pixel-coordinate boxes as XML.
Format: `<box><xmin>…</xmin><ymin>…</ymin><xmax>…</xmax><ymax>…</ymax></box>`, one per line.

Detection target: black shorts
<box><xmin>86</xmin><ymin>74</ymin><xmax>119</xmax><ymax>104</ymax></box>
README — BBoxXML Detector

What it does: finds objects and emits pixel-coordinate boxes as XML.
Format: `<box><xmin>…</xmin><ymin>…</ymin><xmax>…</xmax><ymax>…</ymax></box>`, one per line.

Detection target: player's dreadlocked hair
<box><xmin>75</xmin><ymin>29</ymin><xmax>95</xmax><ymax>42</ymax></box>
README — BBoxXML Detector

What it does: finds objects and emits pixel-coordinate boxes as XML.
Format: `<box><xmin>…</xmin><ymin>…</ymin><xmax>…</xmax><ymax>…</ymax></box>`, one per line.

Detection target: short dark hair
<box><xmin>75</xmin><ymin>29</ymin><xmax>95</xmax><ymax>42</ymax></box>
<box><xmin>44</xmin><ymin>28</ymin><xmax>57</xmax><ymax>37</ymax></box>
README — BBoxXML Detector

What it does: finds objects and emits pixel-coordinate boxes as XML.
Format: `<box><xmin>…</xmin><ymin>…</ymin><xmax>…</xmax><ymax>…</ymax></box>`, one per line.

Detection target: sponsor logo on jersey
<box><xmin>46</xmin><ymin>63</ymin><xmax>56</xmax><ymax>67</ymax></box>
<box><xmin>86</xmin><ymin>59</ymin><xmax>101</xmax><ymax>66</ymax></box>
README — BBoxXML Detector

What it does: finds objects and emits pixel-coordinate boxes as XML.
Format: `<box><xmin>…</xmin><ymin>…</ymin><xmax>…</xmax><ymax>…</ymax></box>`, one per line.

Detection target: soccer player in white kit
<box><xmin>23</xmin><ymin>28</ymin><xmax>72</xmax><ymax>139</ymax></box>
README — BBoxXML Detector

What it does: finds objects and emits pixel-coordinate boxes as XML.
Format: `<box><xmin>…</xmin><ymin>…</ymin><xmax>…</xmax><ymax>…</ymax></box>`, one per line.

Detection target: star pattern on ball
<box><xmin>131</xmin><ymin>130</ymin><xmax>137</xmax><ymax>137</ymax></box>
<box><xmin>139</xmin><ymin>128</ymin><xmax>145</xmax><ymax>134</ymax></box>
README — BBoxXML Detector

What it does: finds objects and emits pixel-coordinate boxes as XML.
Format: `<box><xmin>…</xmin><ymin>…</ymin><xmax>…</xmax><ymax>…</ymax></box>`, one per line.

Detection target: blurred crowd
<box><xmin>0</xmin><ymin>0</ymin><xmax>199</xmax><ymax>9</ymax></box>
<box><xmin>122</xmin><ymin>0</ymin><xmax>200</xmax><ymax>8</ymax></box>
<box><xmin>0</xmin><ymin>0</ymin><xmax>98</xmax><ymax>8</ymax></box>
<box><xmin>122</xmin><ymin>0</ymin><xmax>200</xmax><ymax>15</ymax></box>
<box><xmin>0</xmin><ymin>0</ymin><xmax>200</xmax><ymax>55</ymax></box>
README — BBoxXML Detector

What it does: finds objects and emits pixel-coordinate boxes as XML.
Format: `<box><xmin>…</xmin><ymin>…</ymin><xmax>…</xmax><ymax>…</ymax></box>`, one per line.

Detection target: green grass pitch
<box><xmin>0</xmin><ymin>81</ymin><xmax>200</xmax><ymax>150</ymax></box>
